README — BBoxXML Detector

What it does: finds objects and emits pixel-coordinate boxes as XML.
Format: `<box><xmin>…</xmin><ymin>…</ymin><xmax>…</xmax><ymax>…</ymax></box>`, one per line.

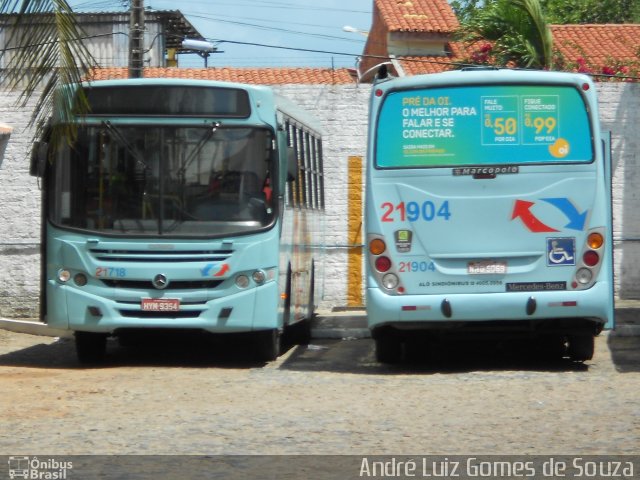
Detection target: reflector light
<box><xmin>583</xmin><ymin>250</ymin><xmax>599</xmax><ymax>267</ymax></box>
<box><xmin>375</xmin><ymin>89</ymin><xmax>383</xmax><ymax>97</ymax></box>
<box><xmin>582</xmin><ymin>83</ymin><xmax>590</xmax><ymax>91</ymax></box>
<box><xmin>369</xmin><ymin>238</ymin><xmax>386</xmax><ymax>255</ymax></box>
<box><xmin>549</xmin><ymin>301</ymin><xmax>578</xmax><ymax>307</ymax></box>
<box><xmin>375</xmin><ymin>256</ymin><xmax>392</xmax><ymax>272</ymax></box>
<box><xmin>402</xmin><ymin>306</ymin><xmax>417</xmax><ymax>311</ymax></box>
<box><xmin>587</xmin><ymin>232</ymin><xmax>604</xmax><ymax>249</ymax></box>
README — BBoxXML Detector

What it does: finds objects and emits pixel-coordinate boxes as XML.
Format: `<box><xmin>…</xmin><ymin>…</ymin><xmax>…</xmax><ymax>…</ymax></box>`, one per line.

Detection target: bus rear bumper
<box><xmin>366</xmin><ymin>283</ymin><xmax>612</xmax><ymax>338</ymax></box>
<box><xmin>46</xmin><ymin>281</ymin><xmax>280</xmax><ymax>334</ymax></box>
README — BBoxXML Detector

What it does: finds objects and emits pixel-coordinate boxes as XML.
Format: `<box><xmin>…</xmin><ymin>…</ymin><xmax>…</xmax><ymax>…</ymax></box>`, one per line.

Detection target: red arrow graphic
<box><xmin>214</xmin><ymin>263</ymin><xmax>230</xmax><ymax>277</ymax></box>
<box><xmin>511</xmin><ymin>200</ymin><xmax>558</xmax><ymax>233</ymax></box>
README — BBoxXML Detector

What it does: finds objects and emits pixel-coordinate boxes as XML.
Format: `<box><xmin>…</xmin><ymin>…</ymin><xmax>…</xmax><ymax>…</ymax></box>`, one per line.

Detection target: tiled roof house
<box><xmin>358</xmin><ymin>0</ymin><xmax>640</xmax><ymax>81</ymax></box>
<box><xmin>88</xmin><ymin>67</ymin><xmax>356</xmax><ymax>84</ymax></box>
<box><xmin>359</xmin><ymin>0</ymin><xmax>459</xmax><ymax>79</ymax></box>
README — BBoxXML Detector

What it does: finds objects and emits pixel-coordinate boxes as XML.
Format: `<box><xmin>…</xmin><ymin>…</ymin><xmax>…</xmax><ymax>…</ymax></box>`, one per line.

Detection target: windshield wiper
<box><xmin>102</xmin><ymin>121</ymin><xmax>149</xmax><ymax>171</ymax></box>
<box><xmin>177</xmin><ymin>121</ymin><xmax>221</xmax><ymax>179</ymax></box>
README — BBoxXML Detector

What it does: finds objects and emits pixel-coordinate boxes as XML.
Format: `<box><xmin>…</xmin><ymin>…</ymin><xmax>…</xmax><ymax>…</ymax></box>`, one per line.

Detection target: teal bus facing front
<box><xmin>365</xmin><ymin>69</ymin><xmax>613</xmax><ymax>363</ymax></box>
<box><xmin>33</xmin><ymin>79</ymin><xmax>325</xmax><ymax>363</ymax></box>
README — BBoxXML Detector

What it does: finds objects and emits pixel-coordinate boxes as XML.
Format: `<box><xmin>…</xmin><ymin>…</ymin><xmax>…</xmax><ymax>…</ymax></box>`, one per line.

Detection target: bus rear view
<box><xmin>365</xmin><ymin>69</ymin><xmax>613</xmax><ymax>363</ymax></box>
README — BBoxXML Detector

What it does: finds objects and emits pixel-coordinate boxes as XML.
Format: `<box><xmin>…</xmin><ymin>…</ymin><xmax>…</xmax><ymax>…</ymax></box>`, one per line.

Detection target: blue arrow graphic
<box><xmin>200</xmin><ymin>264</ymin><xmax>214</xmax><ymax>277</ymax></box>
<box><xmin>542</xmin><ymin>198</ymin><xmax>588</xmax><ymax>231</ymax></box>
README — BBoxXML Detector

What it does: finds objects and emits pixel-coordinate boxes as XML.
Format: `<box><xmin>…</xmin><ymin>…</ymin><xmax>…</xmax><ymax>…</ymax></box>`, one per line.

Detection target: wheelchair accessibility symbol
<box><xmin>547</xmin><ymin>238</ymin><xmax>576</xmax><ymax>266</ymax></box>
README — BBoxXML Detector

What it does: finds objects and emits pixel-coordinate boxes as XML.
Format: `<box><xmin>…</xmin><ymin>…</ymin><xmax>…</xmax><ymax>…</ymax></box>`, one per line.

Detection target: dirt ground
<box><xmin>0</xmin><ymin>328</ymin><xmax>639</xmax><ymax>456</ymax></box>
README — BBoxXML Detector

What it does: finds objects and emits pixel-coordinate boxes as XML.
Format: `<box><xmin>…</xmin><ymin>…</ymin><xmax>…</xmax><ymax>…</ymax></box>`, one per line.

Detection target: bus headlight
<box><xmin>252</xmin><ymin>270</ymin><xmax>266</xmax><ymax>285</ymax></box>
<box><xmin>382</xmin><ymin>273</ymin><xmax>399</xmax><ymax>290</ymax></box>
<box><xmin>57</xmin><ymin>269</ymin><xmax>71</xmax><ymax>283</ymax></box>
<box><xmin>74</xmin><ymin>273</ymin><xmax>88</xmax><ymax>287</ymax></box>
<box><xmin>235</xmin><ymin>275</ymin><xmax>250</xmax><ymax>289</ymax></box>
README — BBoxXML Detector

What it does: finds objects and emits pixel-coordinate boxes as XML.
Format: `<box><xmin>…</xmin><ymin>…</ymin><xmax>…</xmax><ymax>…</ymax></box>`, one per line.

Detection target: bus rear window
<box><xmin>376</xmin><ymin>84</ymin><xmax>593</xmax><ymax>168</ymax></box>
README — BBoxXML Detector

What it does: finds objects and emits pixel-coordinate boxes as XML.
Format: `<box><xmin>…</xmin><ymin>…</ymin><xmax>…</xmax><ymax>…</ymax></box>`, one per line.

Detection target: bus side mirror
<box><xmin>287</xmin><ymin>147</ymin><xmax>297</xmax><ymax>182</ymax></box>
<box><xmin>29</xmin><ymin>141</ymin><xmax>48</xmax><ymax>177</ymax></box>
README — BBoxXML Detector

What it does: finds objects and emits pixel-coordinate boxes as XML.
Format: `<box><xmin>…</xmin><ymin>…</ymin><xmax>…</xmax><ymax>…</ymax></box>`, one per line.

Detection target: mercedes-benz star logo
<box><xmin>152</xmin><ymin>274</ymin><xmax>169</xmax><ymax>290</ymax></box>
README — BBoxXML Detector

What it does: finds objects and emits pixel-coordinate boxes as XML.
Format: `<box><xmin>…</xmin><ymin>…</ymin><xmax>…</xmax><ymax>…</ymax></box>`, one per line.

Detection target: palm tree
<box><xmin>1</xmin><ymin>0</ymin><xmax>97</xmax><ymax>145</ymax></box>
<box><xmin>458</xmin><ymin>0</ymin><xmax>554</xmax><ymax>69</ymax></box>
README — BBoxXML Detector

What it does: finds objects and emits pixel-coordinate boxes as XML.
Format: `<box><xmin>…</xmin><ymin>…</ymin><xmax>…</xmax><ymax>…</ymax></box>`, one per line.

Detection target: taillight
<box><xmin>369</xmin><ymin>238</ymin><xmax>386</xmax><ymax>255</ymax></box>
<box><xmin>583</xmin><ymin>250</ymin><xmax>599</xmax><ymax>267</ymax></box>
<box><xmin>587</xmin><ymin>232</ymin><xmax>603</xmax><ymax>249</ymax></box>
<box><xmin>375</xmin><ymin>256</ymin><xmax>392</xmax><ymax>272</ymax></box>
<box><xmin>572</xmin><ymin>228</ymin><xmax>606</xmax><ymax>290</ymax></box>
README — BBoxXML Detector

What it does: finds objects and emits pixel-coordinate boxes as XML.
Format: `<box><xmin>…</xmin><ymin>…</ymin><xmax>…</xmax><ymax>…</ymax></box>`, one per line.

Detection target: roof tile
<box><xmin>551</xmin><ymin>24</ymin><xmax>640</xmax><ymax>70</ymax></box>
<box><xmin>88</xmin><ymin>67</ymin><xmax>356</xmax><ymax>85</ymax></box>
<box><xmin>375</xmin><ymin>0</ymin><xmax>459</xmax><ymax>33</ymax></box>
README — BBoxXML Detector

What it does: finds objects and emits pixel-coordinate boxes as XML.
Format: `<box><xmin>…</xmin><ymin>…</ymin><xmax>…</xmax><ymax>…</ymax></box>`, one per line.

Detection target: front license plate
<box><xmin>467</xmin><ymin>260</ymin><xmax>507</xmax><ymax>275</ymax></box>
<box><xmin>141</xmin><ymin>298</ymin><xmax>180</xmax><ymax>312</ymax></box>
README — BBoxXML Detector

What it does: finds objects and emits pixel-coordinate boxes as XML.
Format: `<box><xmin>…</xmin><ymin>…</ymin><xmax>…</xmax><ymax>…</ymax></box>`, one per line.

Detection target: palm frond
<box><xmin>1</xmin><ymin>0</ymin><xmax>98</xmax><ymax>148</ymax></box>
<box><xmin>457</xmin><ymin>0</ymin><xmax>553</xmax><ymax>69</ymax></box>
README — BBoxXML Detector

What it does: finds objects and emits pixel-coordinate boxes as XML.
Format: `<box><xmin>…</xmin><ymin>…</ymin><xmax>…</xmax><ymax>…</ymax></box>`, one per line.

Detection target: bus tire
<box><xmin>567</xmin><ymin>334</ymin><xmax>595</xmax><ymax>361</ymax></box>
<box><xmin>537</xmin><ymin>334</ymin><xmax>567</xmax><ymax>360</ymax></box>
<box><xmin>375</xmin><ymin>335</ymin><xmax>402</xmax><ymax>364</ymax></box>
<box><xmin>75</xmin><ymin>331</ymin><xmax>107</xmax><ymax>364</ymax></box>
<box><xmin>254</xmin><ymin>329</ymin><xmax>281</xmax><ymax>362</ymax></box>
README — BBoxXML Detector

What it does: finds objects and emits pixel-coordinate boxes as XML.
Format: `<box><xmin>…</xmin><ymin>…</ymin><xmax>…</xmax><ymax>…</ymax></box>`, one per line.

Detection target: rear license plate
<box><xmin>467</xmin><ymin>260</ymin><xmax>507</xmax><ymax>275</ymax></box>
<box><xmin>141</xmin><ymin>298</ymin><xmax>180</xmax><ymax>312</ymax></box>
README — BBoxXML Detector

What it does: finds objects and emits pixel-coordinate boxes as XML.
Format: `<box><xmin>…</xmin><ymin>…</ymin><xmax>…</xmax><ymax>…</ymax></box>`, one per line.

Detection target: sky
<box><xmin>68</xmin><ymin>0</ymin><xmax>374</xmax><ymax>69</ymax></box>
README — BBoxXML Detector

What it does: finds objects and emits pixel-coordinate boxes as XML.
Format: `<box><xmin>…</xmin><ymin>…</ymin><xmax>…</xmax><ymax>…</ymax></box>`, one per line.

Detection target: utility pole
<box><xmin>128</xmin><ymin>0</ymin><xmax>145</xmax><ymax>78</ymax></box>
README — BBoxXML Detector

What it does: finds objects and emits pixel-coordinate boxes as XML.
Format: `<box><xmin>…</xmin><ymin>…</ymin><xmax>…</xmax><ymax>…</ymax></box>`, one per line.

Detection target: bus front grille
<box><xmin>101</xmin><ymin>279</ymin><xmax>224</xmax><ymax>290</ymax></box>
<box><xmin>89</xmin><ymin>248</ymin><xmax>233</xmax><ymax>263</ymax></box>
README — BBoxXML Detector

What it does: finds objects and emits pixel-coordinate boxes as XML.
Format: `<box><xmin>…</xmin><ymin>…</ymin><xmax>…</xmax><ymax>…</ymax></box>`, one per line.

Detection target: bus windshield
<box><xmin>50</xmin><ymin>125</ymin><xmax>276</xmax><ymax>237</ymax></box>
<box><xmin>376</xmin><ymin>84</ymin><xmax>593</xmax><ymax>169</ymax></box>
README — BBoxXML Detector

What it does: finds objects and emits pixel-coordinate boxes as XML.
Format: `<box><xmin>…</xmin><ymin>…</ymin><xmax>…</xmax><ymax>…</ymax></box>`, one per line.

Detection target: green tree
<box><xmin>449</xmin><ymin>0</ymin><xmax>492</xmax><ymax>23</ymax></box>
<box><xmin>458</xmin><ymin>0</ymin><xmax>554</xmax><ymax>69</ymax></box>
<box><xmin>0</xmin><ymin>0</ymin><xmax>97</xmax><ymax>144</ymax></box>
<box><xmin>542</xmin><ymin>0</ymin><xmax>640</xmax><ymax>23</ymax></box>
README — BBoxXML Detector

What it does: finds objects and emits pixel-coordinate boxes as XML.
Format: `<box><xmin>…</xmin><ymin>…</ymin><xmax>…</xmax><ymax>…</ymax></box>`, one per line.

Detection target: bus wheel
<box><xmin>254</xmin><ymin>329</ymin><xmax>281</xmax><ymax>362</ymax></box>
<box><xmin>375</xmin><ymin>335</ymin><xmax>402</xmax><ymax>364</ymax></box>
<box><xmin>567</xmin><ymin>335</ymin><xmax>595</xmax><ymax>361</ymax></box>
<box><xmin>537</xmin><ymin>334</ymin><xmax>567</xmax><ymax>360</ymax></box>
<box><xmin>75</xmin><ymin>331</ymin><xmax>108</xmax><ymax>364</ymax></box>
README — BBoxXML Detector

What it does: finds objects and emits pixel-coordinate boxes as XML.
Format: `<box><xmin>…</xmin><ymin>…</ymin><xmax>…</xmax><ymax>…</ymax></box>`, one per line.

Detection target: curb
<box><xmin>0</xmin><ymin>318</ymin><xmax>71</xmax><ymax>338</ymax></box>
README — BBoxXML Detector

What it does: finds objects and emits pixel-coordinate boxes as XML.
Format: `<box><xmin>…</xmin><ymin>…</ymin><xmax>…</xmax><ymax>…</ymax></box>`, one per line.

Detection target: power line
<box><xmin>147</xmin><ymin>0</ymin><xmax>371</xmax><ymax>14</ymax></box>
<box><xmin>2</xmin><ymin>29</ymin><xmax>638</xmax><ymax>81</ymax></box>
<box><xmin>177</xmin><ymin>11</ymin><xmax>366</xmax><ymax>45</ymax></box>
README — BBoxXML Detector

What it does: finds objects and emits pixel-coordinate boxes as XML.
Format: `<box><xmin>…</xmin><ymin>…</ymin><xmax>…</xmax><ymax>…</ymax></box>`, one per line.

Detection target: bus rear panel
<box><xmin>365</xmin><ymin>70</ymin><xmax>613</xmax><ymax>363</ymax></box>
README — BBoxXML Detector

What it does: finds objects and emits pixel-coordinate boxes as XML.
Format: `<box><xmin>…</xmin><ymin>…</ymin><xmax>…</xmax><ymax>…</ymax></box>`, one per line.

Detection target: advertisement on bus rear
<box><xmin>376</xmin><ymin>85</ymin><xmax>593</xmax><ymax>168</ymax></box>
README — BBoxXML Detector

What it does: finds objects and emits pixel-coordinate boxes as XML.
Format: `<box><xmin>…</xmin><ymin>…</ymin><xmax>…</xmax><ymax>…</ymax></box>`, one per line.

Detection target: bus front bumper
<box><xmin>46</xmin><ymin>281</ymin><xmax>280</xmax><ymax>334</ymax></box>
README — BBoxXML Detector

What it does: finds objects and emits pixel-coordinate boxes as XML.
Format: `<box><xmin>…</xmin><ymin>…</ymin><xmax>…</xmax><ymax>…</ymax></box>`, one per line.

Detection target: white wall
<box><xmin>599</xmin><ymin>83</ymin><xmax>640</xmax><ymax>298</ymax></box>
<box><xmin>0</xmin><ymin>82</ymin><xmax>638</xmax><ymax>318</ymax></box>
